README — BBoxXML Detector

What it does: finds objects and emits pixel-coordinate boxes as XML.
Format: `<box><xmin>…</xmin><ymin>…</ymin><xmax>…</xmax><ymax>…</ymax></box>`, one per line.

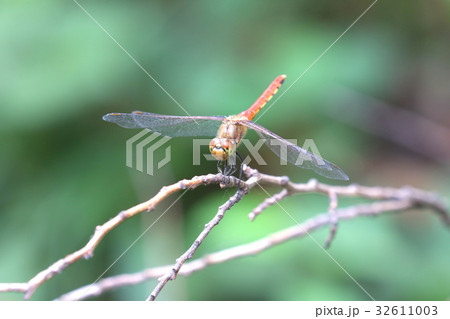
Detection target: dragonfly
<box><xmin>103</xmin><ymin>75</ymin><xmax>349</xmax><ymax>181</ymax></box>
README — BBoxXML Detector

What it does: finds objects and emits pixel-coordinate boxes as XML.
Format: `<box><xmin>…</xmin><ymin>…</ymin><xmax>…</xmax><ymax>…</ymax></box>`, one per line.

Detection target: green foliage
<box><xmin>0</xmin><ymin>0</ymin><xmax>449</xmax><ymax>300</ymax></box>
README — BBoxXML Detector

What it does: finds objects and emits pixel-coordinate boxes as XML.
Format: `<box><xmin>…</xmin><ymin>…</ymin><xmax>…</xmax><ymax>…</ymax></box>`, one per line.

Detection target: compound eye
<box><xmin>220</xmin><ymin>139</ymin><xmax>231</xmax><ymax>150</ymax></box>
<box><xmin>209</xmin><ymin>138</ymin><xmax>229</xmax><ymax>161</ymax></box>
<box><xmin>220</xmin><ymin>139</ymin><xmax>237</xmax><ymax>154</ymax></box>
<box><xmin>212</xmin><ymin>148</ymin><xmax>228</xmax><ymax>161</ymax></box>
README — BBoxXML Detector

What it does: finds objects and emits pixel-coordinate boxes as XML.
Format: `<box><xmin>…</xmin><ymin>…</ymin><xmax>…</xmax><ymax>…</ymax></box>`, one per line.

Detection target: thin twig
<box><xmin>324</xmin><ymin>190</ymin><xmax>338</xmax><ymax>248</ymax></box>
<box><xmin>146</xmin><ymin>187</ymin><xmax>247</xmax><ymax>301</ymax></box>
<box><xmin>248</xmin><ymin>188</ymin><xmax>290</xmax><ymax>221</ymax></box>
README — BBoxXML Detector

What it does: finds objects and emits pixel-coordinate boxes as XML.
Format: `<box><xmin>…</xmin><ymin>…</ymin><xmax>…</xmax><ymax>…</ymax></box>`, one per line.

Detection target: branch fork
<box><xmin>0</xmin><ymin>166</ymin><xmax>447</xmax><ymax>301</ymax></box>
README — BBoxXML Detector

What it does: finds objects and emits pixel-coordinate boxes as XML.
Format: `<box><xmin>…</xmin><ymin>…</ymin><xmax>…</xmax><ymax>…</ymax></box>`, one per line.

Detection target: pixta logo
<box><xmin>126</xmin><ymin>129</ymin><xmax>171</xmax><ymax>175</ymax></box>
<box><xmin>192</xmin><ymin>138</ymin><xmax>326</xmax><ymax>166</ymax></box>
<box><xmin>126</xmin><ymin>131</ymin><xmax>327</xmax><ymax>176</ymax></box>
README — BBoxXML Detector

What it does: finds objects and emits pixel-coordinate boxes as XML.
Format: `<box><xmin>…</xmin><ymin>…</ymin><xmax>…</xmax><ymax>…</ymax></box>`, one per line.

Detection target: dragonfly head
<box><xmin>209</xmin><ymin>138</ymin><xmax>236</xmax><ymax>161</ymax></box>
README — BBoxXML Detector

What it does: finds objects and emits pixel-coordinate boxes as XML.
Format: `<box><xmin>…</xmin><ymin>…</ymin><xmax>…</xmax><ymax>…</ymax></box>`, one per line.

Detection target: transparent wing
<box><xmin>240</xmin><ymin>120</ymin><xmax>349</xmax><ymax>180</ymax></box>
<box><xmin>103</xmin><ymin>112</ymin><xmax>225</xmax><ymax>137</ymax></box>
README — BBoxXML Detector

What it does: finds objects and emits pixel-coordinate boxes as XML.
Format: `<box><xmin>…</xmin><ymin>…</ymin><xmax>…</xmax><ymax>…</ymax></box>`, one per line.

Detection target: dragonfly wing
<box><xmin>103</xmin><ymin>112</ymin><xmax>225</xmax><ymax>137</ymax></box>
<box><xmin>240</xmin><ymin>121</ymin><xmax>349</xmax><ymax>180</ymax></box>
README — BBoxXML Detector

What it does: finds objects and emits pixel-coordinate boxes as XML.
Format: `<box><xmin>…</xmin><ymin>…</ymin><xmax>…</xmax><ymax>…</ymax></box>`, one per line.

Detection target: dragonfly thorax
<box><xmin>209</xmin><ymin>137</ymin><xmax>237</xmax><ymax>161</ymax></box>
<box><xmin>209</xmin><ymin>118</ymin><xmax>247</xmax><ymax>161</ymax></box>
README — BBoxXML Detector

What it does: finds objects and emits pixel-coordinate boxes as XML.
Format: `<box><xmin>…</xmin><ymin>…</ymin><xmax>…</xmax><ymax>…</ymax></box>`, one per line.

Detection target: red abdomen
<box><xmin>238</xmin><ymin>74</ymin><xmax>286</xmax><ymax>121</ymax></box>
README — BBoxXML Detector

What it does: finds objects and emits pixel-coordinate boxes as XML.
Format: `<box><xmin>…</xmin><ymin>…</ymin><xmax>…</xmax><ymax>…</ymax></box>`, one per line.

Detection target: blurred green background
<box><xmin>1</xmin><ymin>0</ymin><xmax>449</xmax><ymax>301</ymax></box>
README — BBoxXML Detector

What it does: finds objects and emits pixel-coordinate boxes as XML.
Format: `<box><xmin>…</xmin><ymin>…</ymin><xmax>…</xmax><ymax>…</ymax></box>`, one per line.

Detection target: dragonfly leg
<box><xmin>223</xmin><ymin>159</ymin><xmax>234</xmax><ymax>176</ymax></box>
<box><xmin>217</xmin><ymin>160</ymin><xmax>224</xmax><ymax>174</ymax></box>
<box><xmin>225</xmin><ymin>153</ymin><xmax>240</xmax><ymax>176</ymax></box>
<box><xmin>216</xmin><ymin>152</ymin><xmax>244</xmax><ymax>186</ymax></box>
<box><xmin>217</xmin><ymin>160</ymin><xmax>233</xmax><ymax>176</ymax></box>
<box><xmin>235</xmin><ymin>151</ymin><xmax>244</xmax><ymax>181</ymax></box>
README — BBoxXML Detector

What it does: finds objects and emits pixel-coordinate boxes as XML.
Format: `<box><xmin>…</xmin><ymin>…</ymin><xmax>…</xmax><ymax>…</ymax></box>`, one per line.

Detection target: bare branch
<box><xmin>0</xmin><ymin>165</ymin><xmax>448</xmax><ymax>301</ymax></box>
<box><xmin>56</xmin><ymin>197</ymin><xmax>446</xmax><ymax>301</ymax></box>
<box><xmin>243</xmin><ymin>166</ymin><xmax>449</xmax><ymax>226</ymax></box>
<box><xmin>0</xmin><ymin>173</ymin><xmax>244</xmax><ymax>300</ymax></box>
